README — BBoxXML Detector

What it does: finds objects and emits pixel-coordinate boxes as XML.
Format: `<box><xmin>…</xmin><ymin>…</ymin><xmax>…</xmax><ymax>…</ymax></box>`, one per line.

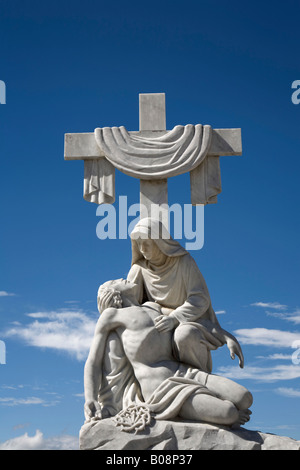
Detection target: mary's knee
<box><xmin>174</xmin><ymin>324</ymin><xmax>203</xmax><ymax>347</ymax></box>
<box><xmin>174</xmin><ymin>324</ymin><xmax>190</xmax><ymax>345</ymax></box>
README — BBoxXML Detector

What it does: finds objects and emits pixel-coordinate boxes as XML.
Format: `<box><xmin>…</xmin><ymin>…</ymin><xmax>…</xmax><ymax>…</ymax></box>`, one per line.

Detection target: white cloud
<box><xmin>264</xmin><ymin>308</ymin><xmax>300</xmax><ymax>325</ymax></box>
<box><xmin>3</xmin><ymin>309</ymin><xmax>97</xmax><ymax>361</ymax></box>
<box><xmin>0</xmin><ymin>397</ymin><xmax>46</xmax><ymax>407</ymax></box>
<box><xmin>216</xmin><ymin>364</ymin><xmax>300</xmax><ymax>382</ymax></box>
<box><xmin>279</xmin><ymin>310</ymin><xmax>300</xmax><ymax>325</ymax></box>
<box><xmin>251</xmin><ymin>302</ymin><xmax>287</xmax><ymax>310</ymax></box>
<box><xmin>276</xmin><ymin>387</ymin><xmax>300</xmax><ymax>398</ymax></box>
<box><xmin>234</xmin><ymin>328</ymin><xmax>300</xmax><ymax>348</ymax></box>
<box><xmin>0</xmin><ymin>395</ymin><xmax>61</xmax><ymax>407</ymax></box>
<box><xmin>285</xmin><ymin>311</ymin><xmax>300</xmax><ymax>324</ymax></box>
<box><xmin>215</xmin><ymin>310</ymin><xmax>226</xmax><ymax>315</ymax></box>
<box><xmin>256</xmin><ymin>353</ymin><xmax>293</xmax><ymax>361</ymax></box>
<box><xmin>0</xmin><ymin>291</ymin><xmax>16</xmax><ymax>297</ymax></box>
<box><xmin>0</xmin><ymin>430</ymin><xmax>78</xmax><ymax>450</ymax></box>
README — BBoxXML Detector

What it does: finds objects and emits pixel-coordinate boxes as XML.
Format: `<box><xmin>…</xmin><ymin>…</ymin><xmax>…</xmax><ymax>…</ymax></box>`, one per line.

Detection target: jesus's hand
<box><xmin>84</xmin><ymin>399</ymin><xmax>102</xmax><ymax>422</ymax></box>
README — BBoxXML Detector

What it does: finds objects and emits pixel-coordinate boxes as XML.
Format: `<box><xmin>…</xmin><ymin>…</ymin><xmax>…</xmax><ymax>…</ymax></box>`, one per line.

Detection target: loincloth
<box><xmin>122</xmin><ymin>364</ymin><xmax>214</xmax><ymax>422</ymax></box>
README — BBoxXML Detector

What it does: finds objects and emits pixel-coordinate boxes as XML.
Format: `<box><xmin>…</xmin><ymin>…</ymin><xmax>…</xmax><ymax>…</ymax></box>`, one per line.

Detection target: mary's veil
<box><xmin>130</xmin><ymin>218</ymin><xmax>188</xmax><ymax>266</ymax></box>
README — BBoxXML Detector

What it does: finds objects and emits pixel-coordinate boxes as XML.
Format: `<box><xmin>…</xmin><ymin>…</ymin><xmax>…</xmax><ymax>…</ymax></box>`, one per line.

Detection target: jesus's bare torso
<box><xmin>114</xmin><ymin>305</ymin><xmax>179</xmax><ymax>400</ymax></box>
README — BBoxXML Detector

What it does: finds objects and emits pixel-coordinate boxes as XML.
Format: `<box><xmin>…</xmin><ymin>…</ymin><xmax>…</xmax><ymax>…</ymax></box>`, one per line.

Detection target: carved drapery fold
<box><xmin>84</xmin><ymin>125</ymin><xmax>221</xmax><ymax>205</ymax></box>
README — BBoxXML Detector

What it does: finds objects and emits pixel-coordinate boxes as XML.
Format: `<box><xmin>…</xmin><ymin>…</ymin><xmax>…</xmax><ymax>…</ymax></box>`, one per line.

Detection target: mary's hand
<box><xmin>226</xmin><ymin>337</ymin><xmax>244</xmax><ymax>369</ymax></box>
<box><xmin>154</xmin><ymin>315</ymin><xmax>179</xmax><ymax>332</ymax></box>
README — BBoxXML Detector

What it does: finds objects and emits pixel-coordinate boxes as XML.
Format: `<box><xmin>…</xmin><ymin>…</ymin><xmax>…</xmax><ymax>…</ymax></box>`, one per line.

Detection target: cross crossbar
<box><xmin>64</xmin><ymin>93</ymin><xmax>242</xmax><ymax>223</ymax></box>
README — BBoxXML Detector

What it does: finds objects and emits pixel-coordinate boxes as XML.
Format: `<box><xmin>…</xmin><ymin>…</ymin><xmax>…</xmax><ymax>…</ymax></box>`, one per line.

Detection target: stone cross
<box><xmin>64</xmin><ymin>93</ymin><xmax>242</xmax><ymax>221</ymax></box>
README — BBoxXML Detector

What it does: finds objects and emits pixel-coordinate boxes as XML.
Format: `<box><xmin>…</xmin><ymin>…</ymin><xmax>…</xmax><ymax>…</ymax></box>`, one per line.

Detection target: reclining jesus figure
<box><xmin>84</xmin><ymin>278</ymin><xmax>253</xmax><ymax>430</ymax></box>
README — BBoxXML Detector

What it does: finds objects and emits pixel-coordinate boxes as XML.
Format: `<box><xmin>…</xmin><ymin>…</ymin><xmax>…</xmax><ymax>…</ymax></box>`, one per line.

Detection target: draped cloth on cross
<box><xmin>83</xmin><ymin>124</ymin><xmax>222</xmax><ymax>205</ymax></box>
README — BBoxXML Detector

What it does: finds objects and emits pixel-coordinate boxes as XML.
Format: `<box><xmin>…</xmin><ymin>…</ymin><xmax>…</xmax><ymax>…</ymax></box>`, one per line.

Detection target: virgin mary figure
<box><xmin>127</xmin><ymin>217</ymin><xmax>244</xmax><ymax>373</ymax></box>
<box><xmin>94</xmin><ymin>218</ymin><xmax>244</xmax><ymax>420</ymax></box>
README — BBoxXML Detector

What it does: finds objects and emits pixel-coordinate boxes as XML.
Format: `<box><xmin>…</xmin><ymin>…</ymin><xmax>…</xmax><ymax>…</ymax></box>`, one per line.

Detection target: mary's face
<box><xmin>136</xmin><ymin>238</ymin><xmax>161</xmax><ymax>261</ymax></box>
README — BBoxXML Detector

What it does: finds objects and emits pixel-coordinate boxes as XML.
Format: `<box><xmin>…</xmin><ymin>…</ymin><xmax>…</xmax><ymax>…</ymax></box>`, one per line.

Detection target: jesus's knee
<box><xmin>229</xmin><ymin>382</ymin><xmax>253</xmax><ymax>410</ymax></box>
<box><xmin>179</xmin><ymin>394</ymin><xmax>239</xmax><ymax>426</ymax></box>
<box><xmin>237</xmin><ymin>390</ymin><xmax>253</xmax><ymax>411</ymax></box>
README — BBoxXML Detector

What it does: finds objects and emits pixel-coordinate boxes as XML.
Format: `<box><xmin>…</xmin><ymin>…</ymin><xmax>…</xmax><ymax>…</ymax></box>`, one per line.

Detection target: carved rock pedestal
<box><xmin>80</xmin><ymin>418</ymin><xmax>300</xmax><ymax>451</ymax></box>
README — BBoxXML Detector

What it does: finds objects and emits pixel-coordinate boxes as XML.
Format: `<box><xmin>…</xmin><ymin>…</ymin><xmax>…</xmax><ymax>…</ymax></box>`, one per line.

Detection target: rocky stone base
<box><xmin>79</xmin><ymin>418</ymin><xmax>300</xmax><ymax>451</ymax></box>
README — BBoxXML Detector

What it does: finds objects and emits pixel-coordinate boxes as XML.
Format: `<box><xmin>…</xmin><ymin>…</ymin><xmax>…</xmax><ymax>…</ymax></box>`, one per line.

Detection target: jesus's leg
<box><xmin>203</xmin><ymin>373</ymin><xmax>253</xmax><ymax>411</ymax></box>
<box><xmin>178</xmin><ymin>393</ymin><xmax>240</xmax><ymax>426</ymax></box>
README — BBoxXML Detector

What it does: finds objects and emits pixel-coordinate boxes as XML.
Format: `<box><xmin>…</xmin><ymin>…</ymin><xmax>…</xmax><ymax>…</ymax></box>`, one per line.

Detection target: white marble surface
<box><xmin>84</xmin><ymin>222</ymin><xmax>252</xmax><ymax>433</ymax></box>
<box><xmin>64</xmin><ymin>93</ymin><xmax>242</xmax><ymax>211</ymax></box>
<box><xmin>80</xmin><ymin>418</ymin><xmax>300</xmax><ymax>451</ymax></box>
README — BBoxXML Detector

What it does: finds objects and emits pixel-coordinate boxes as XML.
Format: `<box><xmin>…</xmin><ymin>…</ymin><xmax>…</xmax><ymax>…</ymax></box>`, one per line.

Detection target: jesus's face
<box><xmin>104</xmin><ymin>278</ymin><xmax>139</xmax><ymax>300</ymax></box>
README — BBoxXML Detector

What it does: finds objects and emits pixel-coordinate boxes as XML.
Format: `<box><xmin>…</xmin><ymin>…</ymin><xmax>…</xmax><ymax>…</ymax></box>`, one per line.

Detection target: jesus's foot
<box><xmin>231</xmin><ymin>409</ymin><xmax>252</xmax><ymax>428</ymax></box>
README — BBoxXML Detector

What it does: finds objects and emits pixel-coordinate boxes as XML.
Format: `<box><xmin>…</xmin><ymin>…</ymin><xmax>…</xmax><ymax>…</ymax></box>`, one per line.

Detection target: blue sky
<box><xmin>0</xmin><ymin>0</ymin><xmax>300</xmax><ymax>449</ymax></box>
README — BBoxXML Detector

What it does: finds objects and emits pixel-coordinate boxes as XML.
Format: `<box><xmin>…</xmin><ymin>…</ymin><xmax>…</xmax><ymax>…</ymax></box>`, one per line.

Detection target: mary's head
<box><xmin>135</xmin><ymin>237</ymin><xmax>166</xmax><ymax>265</ymax></box>
<box><xmin>130</xmin><ymin>218</ymin><xmax>188</xmax><ymax>266</ymax></box>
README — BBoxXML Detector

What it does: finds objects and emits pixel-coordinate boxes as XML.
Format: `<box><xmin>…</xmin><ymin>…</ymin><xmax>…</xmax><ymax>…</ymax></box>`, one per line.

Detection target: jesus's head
<box><xmin>97</xmin><ymin>278</ymin><xmax>139</xmax><ymax>313</ymax></box>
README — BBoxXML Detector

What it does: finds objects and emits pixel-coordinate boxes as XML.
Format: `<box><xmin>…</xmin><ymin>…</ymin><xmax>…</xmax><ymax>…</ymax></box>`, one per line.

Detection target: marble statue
<box><xmin>83</xmin><ymin>219</ymin><xmax>252</xmax><ymax>432</ymax></box>
<box><xmin>64</xmin><ymin>93</ymin><xmax>253</xmax><ymax>443</ymax></box>
<box><xmin>84</xmin><ymin>277</ymin><xmax>252</xmax><ymax>432</ymax></box>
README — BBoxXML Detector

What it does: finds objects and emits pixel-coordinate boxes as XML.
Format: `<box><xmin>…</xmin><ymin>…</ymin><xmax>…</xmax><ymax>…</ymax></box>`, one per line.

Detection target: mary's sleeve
<box><xmin>170</xmin><ymin>255</ymin><xmax>212</xmax><ymax>324</ymax></box>
<box><xmin>127</xmin><ymin>263</ymin><xmax>145</xmax><ymax>305</ymax></box>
